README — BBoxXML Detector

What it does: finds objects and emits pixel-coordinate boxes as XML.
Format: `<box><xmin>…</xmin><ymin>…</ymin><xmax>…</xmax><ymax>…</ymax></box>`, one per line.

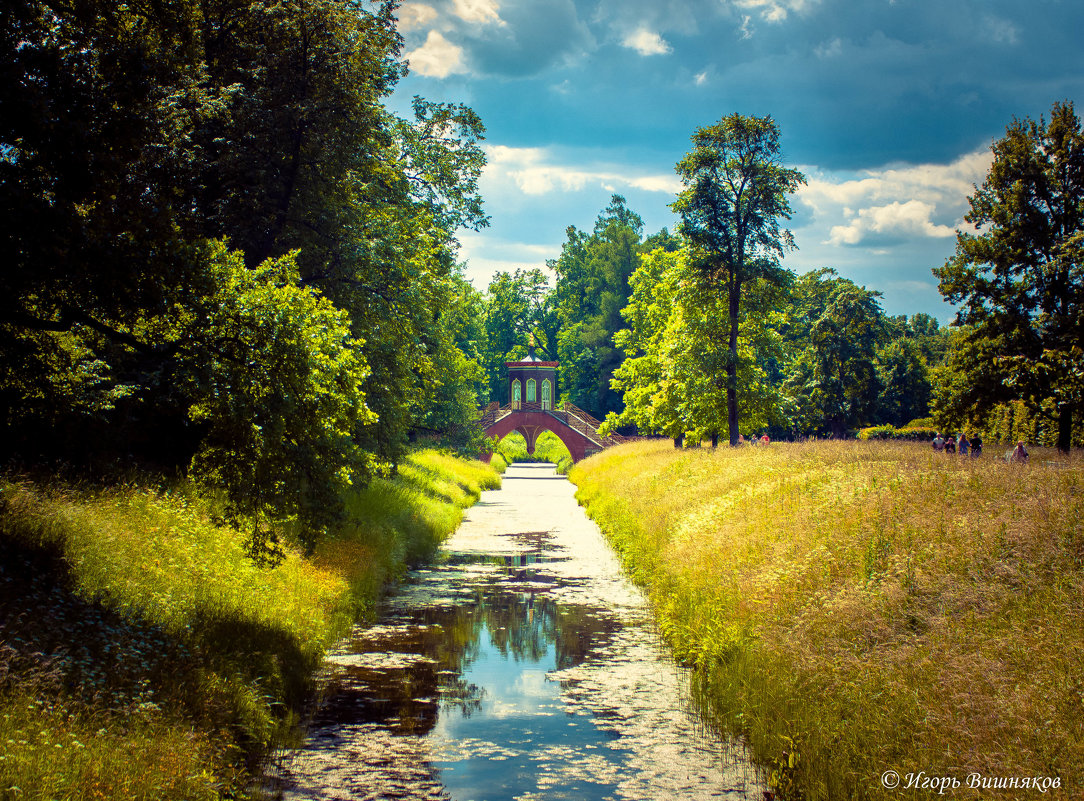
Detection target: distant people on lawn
<box><xmin>958</xmin><ymin>434</ymin><xmax>970</xmax><ymax>456</ymax></box>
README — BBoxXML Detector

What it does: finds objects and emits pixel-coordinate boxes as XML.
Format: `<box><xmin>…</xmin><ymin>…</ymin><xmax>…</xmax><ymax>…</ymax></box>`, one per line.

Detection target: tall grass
<box><xmin>571</xmin><ymin>439</ymin><xmax>1084</xmax><ymax>799</ymax></box>
<box><xmin>495</xmin><ymin>431</ymin><xmax>574</xmax><ymax>473</ymax></box>
<box><xmin>0</xmin><ymin>449</ymin><xmax>498</xmax><ymax>799</ymax></box>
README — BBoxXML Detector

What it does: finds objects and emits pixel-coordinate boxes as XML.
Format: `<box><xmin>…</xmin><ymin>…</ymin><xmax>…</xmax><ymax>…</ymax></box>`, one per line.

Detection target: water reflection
<box><xmin>272</xmin><ymin>463</ymin><xmax>761</xmax><ymax>800</ymax></box>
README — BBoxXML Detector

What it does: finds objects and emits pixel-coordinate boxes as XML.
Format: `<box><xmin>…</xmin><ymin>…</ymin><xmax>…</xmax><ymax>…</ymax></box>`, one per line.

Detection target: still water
<box><xmin>271</xmin><ymin>463</ymin><xmax>762</xmax><ymax>800</ymax></box>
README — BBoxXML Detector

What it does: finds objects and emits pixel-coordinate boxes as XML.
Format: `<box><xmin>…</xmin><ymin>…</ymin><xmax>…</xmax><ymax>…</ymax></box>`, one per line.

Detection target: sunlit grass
<box><xmin>571</xmin><ymin>439</ymin><xmax>1084</xmax><ymax>799</ymax></box>
<box><xmin>0</xmin><ymin>448</ymin><xmax>499</xmax><ymax>799</ymax></box>
<box><xmin>496</xmin><ymin>431</ymin><xmax>573</xmax><ymax>473</ymax></box>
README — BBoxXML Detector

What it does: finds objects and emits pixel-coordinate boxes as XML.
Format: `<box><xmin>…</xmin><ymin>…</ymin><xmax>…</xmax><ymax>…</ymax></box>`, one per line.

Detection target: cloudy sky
<box><xmin>387</xmin><ymin>0</ymin><xmax>1084</xmax><ymax>320</ymax></box>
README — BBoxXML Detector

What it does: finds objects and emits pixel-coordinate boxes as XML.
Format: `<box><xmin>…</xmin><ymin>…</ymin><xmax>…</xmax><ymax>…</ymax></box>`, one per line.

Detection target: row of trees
<box><xmin>1</xmin><ymin>0</ymin><xmax>490</xmax><ymax>550</ymax></box>
<box><xmin>478</xmin><ymin>104</ymin><xmax>1081</xmax><ymax>452</ymax></box>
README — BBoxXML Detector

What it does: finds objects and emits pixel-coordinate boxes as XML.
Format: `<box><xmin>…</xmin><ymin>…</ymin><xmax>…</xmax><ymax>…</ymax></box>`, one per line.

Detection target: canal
<box><xmin>270</xmin><ymin>462</ymin><xmax>763</xmax><ymax>800</ymax></box>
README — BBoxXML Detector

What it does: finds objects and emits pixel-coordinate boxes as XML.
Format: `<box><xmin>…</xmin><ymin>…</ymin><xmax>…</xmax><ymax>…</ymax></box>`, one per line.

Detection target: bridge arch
<box><xmin>484</xmin><ymin>409</ymin><xmax>599</xmax><ymax>463</ymax></box>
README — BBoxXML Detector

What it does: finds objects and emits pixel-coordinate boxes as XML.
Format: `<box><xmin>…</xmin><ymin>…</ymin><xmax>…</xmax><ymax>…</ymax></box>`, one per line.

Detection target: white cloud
<box><xmin>694</xmin><ymin>70</ymin><xmax>709</xmax><ymax>85</ymax></box>
<box><xmin>406</xmin><ymin>30</ymin><xmax>468</xmax><ymax>79</ymax></box>
<box><xmin>814</xmin><ymin>37</ymin><xmax>842</xmax><ymax>58</ymax></box>
<box><xmin>797</xmin><ymin>150</ymin><xmax>991</xmax><ymax>247</ymax></box>
<box><xmin>828</xmin><ymin>200</ymin><xmax>956</xmax><ymax>246</ymax></box>
<box><xmin>733</xmin><ymin>0</ymin><xmax>817</xmax><ymax>24</ymax></box>
<box><xmin>398</xmin><ymin>3</ymin><xmax>438</xmax><ymax>31</ymax></box>
<box><xmin>622</xmin><ymin>28</ymin><xmax>672</xmax><ymax>56</ymax></box>
<box><xmin>484</xmin><ymin>145</ymin><xmax>681</xmax><ymax>196</ymax></box>
<box><xmin>451</xmin><ymin>0</ymin><xmax>504</xmax><ymax>26</ymax></box>
<box><xmin>457</xmin><ymin>233</ymin><xmax>560</xmax><ymax>288</ymax></box>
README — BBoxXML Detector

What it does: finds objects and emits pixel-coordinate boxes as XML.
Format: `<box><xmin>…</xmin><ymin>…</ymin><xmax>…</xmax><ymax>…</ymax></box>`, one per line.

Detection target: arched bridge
<box><xmin>478</xmin><ymin>401</ymin><xmax>631</xmax><ymax>462</ymax></box>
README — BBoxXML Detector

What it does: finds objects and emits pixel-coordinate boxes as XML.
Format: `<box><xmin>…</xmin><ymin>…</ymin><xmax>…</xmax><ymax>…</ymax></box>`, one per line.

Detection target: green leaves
<box><xmin>934</xmin><ymin>101</ymin><xmax>1084</xmax><ymax>450</ymax></box>
<box><xmin>178</xmin><ymin>243</ymin><xmax>376</xmax><ymax>555</ymax></box>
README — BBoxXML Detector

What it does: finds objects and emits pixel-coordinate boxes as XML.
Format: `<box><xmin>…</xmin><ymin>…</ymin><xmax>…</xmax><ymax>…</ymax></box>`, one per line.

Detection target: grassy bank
<box><xmin>0</xmin><ymin>449</ymin><xmax>499</xmax><ymax>799</ymax></box>
<box><xmin>570</xmin><ymin>439</ymin><xmax>1084</xmax><ymax>799</ymax></box>
<box><xmin>492</xmin><ymin>431</ymin><xmax>574</xmax><ymax>474</ymax></box>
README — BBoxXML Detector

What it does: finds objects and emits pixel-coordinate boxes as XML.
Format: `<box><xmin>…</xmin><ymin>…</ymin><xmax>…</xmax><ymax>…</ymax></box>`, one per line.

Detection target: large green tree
<box><xmin>551</xmin><ymin>196</ymin><xmax>673</xmax><ymax>418</ymax></box>
<box><xmin>672</xmin><ymin>114</ymin><xmax>805</xmax><ymax>445</ymax></box>
<box><xmin>605</xmin><ymin>248</ymin><xmax>790</xmax><ymax>444</ymax></box>
<box><xmin>934</xmin><ymin>100</ymin><xmax>1084</xmax><ymax>452</ymax></box>
<box><xmin>782</xmin><ymin>270</ymin><xmax>886</xmax><ymax>438</ymax></box>
<box><xmin>0</xmin><ymin>0</ymin><xmax>489</xmax><ymax>546</ymax></box>
<box><xmin>481</xmin><ymin>268</ymin><xmax>557</xmax><ymax>403</ymax></box>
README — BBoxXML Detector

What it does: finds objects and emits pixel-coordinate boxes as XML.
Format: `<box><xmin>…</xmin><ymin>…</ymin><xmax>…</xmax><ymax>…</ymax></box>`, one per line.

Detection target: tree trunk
<box><xmin>673</xmin><ymin>434</ymin><xmax>684</xmax><ymax>449</ymax></box>
<box><xmin>727</xmin><ymin>280</ymin><xmax>741</xmax><ymax>446</ymax></box>
<box><xmin>1058</xmin><ymin>405</ymin><xmax>1073</xmax><ymax>453</ymax></box>
<box><xmin>711</xmin><ymin>433</ymin><xmax>719</xmax><ymax>448</ymax></box>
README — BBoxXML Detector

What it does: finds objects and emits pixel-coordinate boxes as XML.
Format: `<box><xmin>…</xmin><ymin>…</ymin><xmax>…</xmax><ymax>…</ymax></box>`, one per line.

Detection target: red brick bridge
<box><xmin>478</xmin><ymin>400</ymin><xmax>630</xmax><ymax>463</ymax></box>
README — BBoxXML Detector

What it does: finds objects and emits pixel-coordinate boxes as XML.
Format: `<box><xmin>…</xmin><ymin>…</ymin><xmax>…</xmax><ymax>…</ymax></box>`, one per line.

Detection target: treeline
<box><xmin>484</xmin><ymin>107</ymin><xmax>1082</xmax><ymax>452</ymax></box>
<box><xmin>1</xmin><ymin>0</ymin><xmax>491</xmax><ymax>552</ymax></box>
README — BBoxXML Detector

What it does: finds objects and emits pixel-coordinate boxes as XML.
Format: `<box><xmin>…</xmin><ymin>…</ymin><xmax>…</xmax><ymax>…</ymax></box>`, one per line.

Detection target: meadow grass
<box><xmin>570</xmin><ymin>439</ymin><xmax>1084</xmax><ymax>799</ymax></box>
<box><xmin>0</xmin><ymin>449</ymin><xmax>498</xmax><ymax>799</ymax></box>
<box><xmin>495</xmin><ymin>430</ymin><xmax>574</xmax><ymax>474</ymax></box>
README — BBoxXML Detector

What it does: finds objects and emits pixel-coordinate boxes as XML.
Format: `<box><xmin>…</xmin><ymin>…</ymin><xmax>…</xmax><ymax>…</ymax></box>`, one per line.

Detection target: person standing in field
<box><xmin>971</xmin><ymin>434</ymin><xmax>982</xmax><ymax>457</ymax></box>
<box><xmin>958</xmin><ymin>434</ymin><xmax>970</xmax><ymax>456</ymax></box>
<box><xmin>1010</xmin><ymin>441</ymin><xmax>1029</xmax><ymax>463</ymax></box>
<box><xmin>932</xmin><ymin>433</ymin><xmax>945</xmax><ymax>451</ymax></box>
<box><xmin>945</xmin><ymin>435</ymin><xmax>956</xmax><ymax>454</ymax></box>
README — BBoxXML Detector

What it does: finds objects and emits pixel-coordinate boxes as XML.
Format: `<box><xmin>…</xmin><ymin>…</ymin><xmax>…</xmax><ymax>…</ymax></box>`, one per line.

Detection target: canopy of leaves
<box><xmin>934</xmin><ymin>100</ymin><xmax>1084</xmax><ymax>451</ymax></box>
<box><xmin>0</xmin><ymin>0</ymin><xmax>490</xmax><ymax>549</ymax></box>
<box><xmin>671</xmin><ymin>113</ymin><xmax>805</xmax><ymax>444</ymax></box>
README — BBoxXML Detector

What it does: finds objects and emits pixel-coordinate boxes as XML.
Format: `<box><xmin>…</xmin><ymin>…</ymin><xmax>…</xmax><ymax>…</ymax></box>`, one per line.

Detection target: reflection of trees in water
<box><xmin>317</xmin><ymin>556</ymin><xmax>621</xmax><ymax>737</ymax></box>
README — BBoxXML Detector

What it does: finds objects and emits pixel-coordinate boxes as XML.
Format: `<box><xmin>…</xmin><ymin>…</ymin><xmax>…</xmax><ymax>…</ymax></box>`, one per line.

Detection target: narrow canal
<box><xmin>270</xmin><ymin>462</ymin><xmax>763</xmax><ymax>800</ymax></box>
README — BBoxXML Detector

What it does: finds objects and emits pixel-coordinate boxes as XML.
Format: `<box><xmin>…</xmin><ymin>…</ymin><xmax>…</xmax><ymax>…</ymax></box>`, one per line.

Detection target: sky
<box><xmin>386</xmin><ymin>0</ymin><xmax>1084</xmax><ymax>320</ymax></box>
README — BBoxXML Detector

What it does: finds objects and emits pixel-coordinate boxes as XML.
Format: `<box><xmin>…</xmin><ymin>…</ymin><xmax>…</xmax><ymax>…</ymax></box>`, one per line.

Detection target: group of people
<box><xmin>931</xmin><ymin>432</ymin><xmax>982</xmax><ymax>457</ymax></box>
<box><xmin>931</xmin><ymin>433</ymin><xmax>1030</xmax><ymax>463</ymax></box>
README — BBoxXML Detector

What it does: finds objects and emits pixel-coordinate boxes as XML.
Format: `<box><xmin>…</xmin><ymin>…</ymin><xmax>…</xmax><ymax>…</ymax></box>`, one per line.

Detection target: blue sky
<box><xmin>388</xmin><ymin>0</ymin><xmax>1084</xmax><ymax>320</ymax></box>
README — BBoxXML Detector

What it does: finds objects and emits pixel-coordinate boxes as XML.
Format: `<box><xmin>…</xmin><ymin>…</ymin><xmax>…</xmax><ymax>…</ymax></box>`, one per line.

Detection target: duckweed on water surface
<box><xmin>571</xmin><ymin>439</ymin><xmax>1084</xmax><ymax>800</ymax></box>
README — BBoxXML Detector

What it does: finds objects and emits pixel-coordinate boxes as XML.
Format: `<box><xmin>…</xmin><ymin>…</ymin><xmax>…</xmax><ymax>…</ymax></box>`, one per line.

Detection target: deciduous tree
<box><xmin>672</xmin><ymin>114</ymin><xmax>805</xmax><ymax>445</ymax></box>
<box><xmin>934</xmin><ymin>100</ymin><xmax>1084</xmax><ymax>452</ymax></box>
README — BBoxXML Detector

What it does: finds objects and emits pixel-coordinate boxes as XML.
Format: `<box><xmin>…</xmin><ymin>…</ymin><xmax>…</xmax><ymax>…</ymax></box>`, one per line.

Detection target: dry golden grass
<box><xmin>572</xmin><ymin>439</ymin><xmax>1084</xmax><ymax>799</ymax></box>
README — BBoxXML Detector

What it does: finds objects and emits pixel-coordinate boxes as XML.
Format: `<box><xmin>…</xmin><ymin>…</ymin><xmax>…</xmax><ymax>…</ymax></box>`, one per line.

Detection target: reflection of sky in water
<box><xmin>431</xmin><ymin>618</ymin><xmax>622</xmax><ymax>801</ymax></box>
<box><xmin>271</xmin><ymin>464</ymin><xmax>761</xmax><ymax>801</ymax></box>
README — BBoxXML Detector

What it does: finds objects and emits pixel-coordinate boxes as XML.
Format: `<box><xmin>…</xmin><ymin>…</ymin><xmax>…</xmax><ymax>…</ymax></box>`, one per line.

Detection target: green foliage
<box><xmin>783</xmin><ymin>270</ymin><xmax>886</xmax><ymax>438</ymax></box>
<box><xmin>481</xmin><ymin>268</ymin><xmax>558</xmax><ymax>403</ymax></box>
<box><xmin>493</xmin><ymin>431</ymin><xmax>572</xmax><ymax>467</ymax></box>
<box><xmin>934</xmin><ymin>100</ymin><xmax>1084</xmax><ymax>452</ymax></box>
<box><xmin>671</xmin><ymin>113</ymin><xmax>805</xmax><ymax>445</ymax></box>
<box><xmin>551</xmin><ymin>196</ymin><xmax>665</xmax><ymax>419</ymax></box>
<box><xmin>855</xmin><ymin>423</ymin><xmax>938</xmax><ymax>441</ymax></box>
<box><xmin>0</xmin><ymin>0</ymin><xmax>491</xmax><ymax>538</ymax></box>
<box><xmin>177</xmin><ymin>243</ymin><xmax>376</xmax><ymax>557</ymax></box>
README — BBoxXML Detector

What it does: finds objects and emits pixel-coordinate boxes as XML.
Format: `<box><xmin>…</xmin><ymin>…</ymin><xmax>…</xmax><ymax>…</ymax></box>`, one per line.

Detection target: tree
<box><xmin>480</xmin><ymin>268</ymin><xmax>557</xmax><ymax>403</ymax></box>
<box><xmin>0</xmin><ymin>0</ymin><xmax>492</xmax><ymax>551</ymax></box>
<box><xmin>605</xmin><ymin>248</ymin><xmax>790</xmax><ymax>444</ymax></box>
<box><xmin>672</xmin><ymin>114</ymin><xmax>805</xmax><ymax>445</ymax></box>
<box><xmin>552</xmin><ymin>196</ymin><xmax>656</xmax><ymax>418</ymax></box>
<box><xmin>783</xmin><ymin>271</ymin><xmax>886</xmax><ymax>438</ymax></box>
<box><xmin>934</xmin><ymin>100</ymin><xmax>1084</xmax><ymax>452</ymax></box>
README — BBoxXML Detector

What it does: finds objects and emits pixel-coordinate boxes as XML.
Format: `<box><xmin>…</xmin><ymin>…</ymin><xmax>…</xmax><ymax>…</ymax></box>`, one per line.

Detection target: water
<box><xmin>270</xmin><ymin>463</ymin><xmax>763</xmax><ymax>800</ymax></box>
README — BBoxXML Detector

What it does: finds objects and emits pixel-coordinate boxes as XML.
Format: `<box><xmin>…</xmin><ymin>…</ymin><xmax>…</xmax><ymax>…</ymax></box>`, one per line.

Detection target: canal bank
<box><xmin>269</xmin><ymin>462</ymin><xmax>762</xmax><ymax>800</ymax></box>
